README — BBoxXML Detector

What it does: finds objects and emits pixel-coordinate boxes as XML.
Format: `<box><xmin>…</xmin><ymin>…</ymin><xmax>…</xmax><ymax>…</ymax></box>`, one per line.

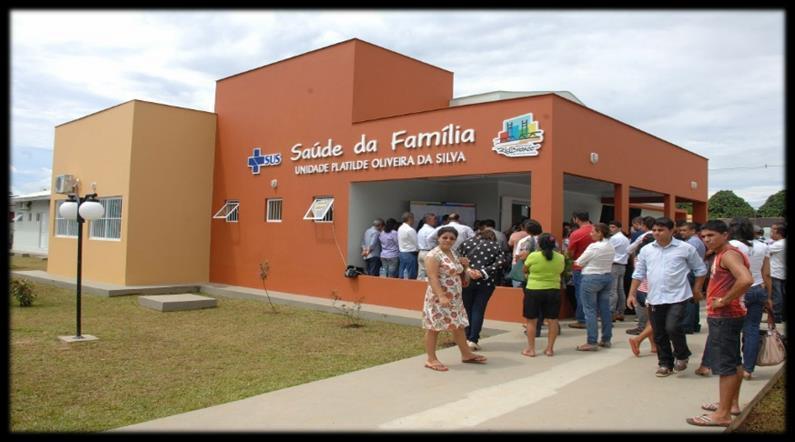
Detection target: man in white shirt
<box><xmin>429</xmin><ymin>212</ymin><xmax>475</xmax><ymax>252</ymax></box>
<box><xmin>416</xmin><ymin>213</ymin><xmax>438</xmax><ymax>281</ymax></box>
<box><xmin>768</xmin><ymin>222</ymin><xmax>786</xmax><ymax>322</ymax></box>
<box><xmin>397</xmin><ymin>212</ymin><xmax>419</xmax><ymax>279</ymax></box>
<box><xmin>627</xmin><ymin>217</ymin><xmax>707</xmax><ymax>377</ymax></box>
<box><xmin>608</xmin><ymin>220</ymin><xmax>631</xmax><ymax>321</ymax></box>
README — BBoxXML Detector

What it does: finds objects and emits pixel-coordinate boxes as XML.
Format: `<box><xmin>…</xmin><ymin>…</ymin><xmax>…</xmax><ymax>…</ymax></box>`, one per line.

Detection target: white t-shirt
<box><xmin>397</xmin><ymin>223</ymin><xmax>418</xmax><ymax>252</ymax></box>
<box><xmin>575</xmin><ymin>239</ymin><xmax>616</xmax><ymax>275</ymax></box>
<box><xmin>416</xmin><ymin>224</ymin><xmax>436</xmax><ymax>251</ymax></box>
<box><xmin>768</xmin><ymin>239</ymin><xmax>786</xmax><ymax>280</ymax></box>
<box><xmin>729</xmin><ymin>240</ymin><xmax>769</xmax><ymax>287</ymax></box>
<box><xmin>609</xmin><ymin>231</ymin><xmax>630</xmax><ymax>265</ymax></box>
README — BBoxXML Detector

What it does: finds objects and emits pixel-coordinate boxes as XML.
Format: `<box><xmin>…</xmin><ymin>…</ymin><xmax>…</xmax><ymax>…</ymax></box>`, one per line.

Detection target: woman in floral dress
<box><xmin>422</xmin><ymin>226</ymin><xmax>488</xmax><ymax>371</ymax></box>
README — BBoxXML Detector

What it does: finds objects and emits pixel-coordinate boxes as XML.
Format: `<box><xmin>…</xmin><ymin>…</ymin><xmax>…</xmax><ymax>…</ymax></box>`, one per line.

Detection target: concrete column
<box><xmin>693</xmin><ymin>201</ymin><xmax>708</xmax><ymax>224</ymax></box>
<box><xmin>613</xmin><ymin>183</ymin><xmax>630</xmax><ymax>234</ymax></box>
<box><xmin>663</xmin><ymin>193</ymin><xmax>676</xmax><ymax>220</ymax></box>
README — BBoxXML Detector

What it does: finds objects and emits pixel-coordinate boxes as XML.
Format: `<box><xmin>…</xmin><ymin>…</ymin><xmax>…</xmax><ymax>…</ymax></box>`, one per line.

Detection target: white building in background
<box><xmin>11</xmin><ymin>191</ymin><xmax>51</xmax><ymax>255</ymax></box>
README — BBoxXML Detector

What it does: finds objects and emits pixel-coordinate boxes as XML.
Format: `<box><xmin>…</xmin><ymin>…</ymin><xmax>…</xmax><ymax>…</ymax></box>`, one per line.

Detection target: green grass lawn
<box><xmin>9</xmin><ymin>276</ymin><xmax>436</xmax><ymax>432</ymax></box>
<box><xmin>734</xmin><ymin>373</ymin><xmax>786</xmax><ymax>433</ymax></box>
<box><xmin>10</xmin><ymin>255</ymin><xmax>48</xmax><ymax>271</ymax></box>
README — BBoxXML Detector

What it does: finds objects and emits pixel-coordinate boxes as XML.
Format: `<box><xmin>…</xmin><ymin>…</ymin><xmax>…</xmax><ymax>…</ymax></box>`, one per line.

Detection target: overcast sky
<box><xmin>10</xmin><ymin>10</ymin><xmax>785</xmax><ymax>208</ymax></box>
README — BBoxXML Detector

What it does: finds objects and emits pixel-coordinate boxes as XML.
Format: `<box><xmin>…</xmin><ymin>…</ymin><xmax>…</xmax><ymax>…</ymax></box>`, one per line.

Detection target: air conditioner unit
<box><xmin>54</xmin><ymin>175</ymin><xmax>77</xmax><ymax>194</ymax></box>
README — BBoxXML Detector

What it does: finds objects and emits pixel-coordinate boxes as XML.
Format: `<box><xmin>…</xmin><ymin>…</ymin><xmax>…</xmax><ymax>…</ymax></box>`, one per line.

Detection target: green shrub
<box><xmin>11</xmin><ymin>279</ymin><xmax>36</xmax><ymax>307</ymax></box>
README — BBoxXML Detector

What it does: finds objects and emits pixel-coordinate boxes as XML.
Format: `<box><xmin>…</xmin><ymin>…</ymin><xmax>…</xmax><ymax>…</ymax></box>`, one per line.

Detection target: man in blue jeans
<box><xmin>566</xmin><ymin>212</ymin><xmax>594</xmax><ymax>329</ymax></box>
<box><xmin>627</xmin><ymin>217</ymin><xmax>707</xmax><ymax>377</ymax></box>
<box><xmin>678</xmin><ymin>222</ymin><xmax>707</xmax><ymax>334</ymax></box>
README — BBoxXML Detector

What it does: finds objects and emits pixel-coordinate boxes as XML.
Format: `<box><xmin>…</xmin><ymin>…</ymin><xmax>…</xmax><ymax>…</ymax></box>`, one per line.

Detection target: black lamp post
<box><xmin>58</xmin><ymin>190</ymin><xmax>103</xmax><ymax>341</ymax></box>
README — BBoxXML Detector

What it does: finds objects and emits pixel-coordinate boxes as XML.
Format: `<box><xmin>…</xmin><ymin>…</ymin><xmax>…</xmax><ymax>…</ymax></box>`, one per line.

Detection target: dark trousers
<box><xmin>649</xmin><ymin>300</ymin><xmax>692</xmax><ymax>369</ymax></box>
<box><xmin>364</xmin><ymin>257</ymin><xmax>381</xmax><ymax>276</ymax></box>
<box><xmin>681</xmin><ymin>273</ymin><xmax>701</xmax><ymax>333</ymax></box>
<box><xmin>462</xmin><ymin>283</ymin><xmax>496</xmax><ymax>343</ymax></box>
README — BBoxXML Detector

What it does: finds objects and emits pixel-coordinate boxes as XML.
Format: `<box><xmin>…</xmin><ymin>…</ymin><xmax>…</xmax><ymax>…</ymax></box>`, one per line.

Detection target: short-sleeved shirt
<box><xmin>379</xmin><ymin>230</ymin><xmax>399</xmax><ymax>259</ymax></box>
<box><xmin>769</xmin><ymin>239</ymin><xmax>786</xmax><ymax>280</ymax></box>
<box><xmin>524</xmin><ymin>251</ymin><xmax>565</xmax><ymax>290</ymax></box>
<box><xmin>568</xmin><ymin>224</ymin><xmax>594</xmax><ymax>271</ymax></box>
<box><xmin>706</xmin><ymin>246</ymin><xmax>750</xmax><ymax>318</ymax></box>
<box><xmin>729</xmin><ymin>239</ymin><xmax>769</xmax><ymax>287</ymax></box>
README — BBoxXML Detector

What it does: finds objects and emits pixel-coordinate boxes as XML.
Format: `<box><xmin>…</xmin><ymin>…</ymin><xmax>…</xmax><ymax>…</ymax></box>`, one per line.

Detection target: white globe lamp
<box><xmin>79</xmin><ymin>200</ymin><xmax>105</xmax><ymax>220</ymax></box>
<box><xmin>59</xmin><ymin>201</ymin><xmax>79</xmax><ymax>220</ymax></box>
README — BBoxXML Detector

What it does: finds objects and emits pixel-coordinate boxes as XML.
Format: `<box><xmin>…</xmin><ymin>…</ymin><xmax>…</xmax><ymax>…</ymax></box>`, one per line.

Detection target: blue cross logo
<box><xmin>248</xmin><ymin>148</ymin><xmax>266</xmax><ymax>175</ymax></box>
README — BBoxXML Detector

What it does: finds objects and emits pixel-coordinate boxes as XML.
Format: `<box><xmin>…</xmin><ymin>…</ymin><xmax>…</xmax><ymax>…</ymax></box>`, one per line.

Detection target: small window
<box><xmin>89</xmin><ymin>197</ymin><xmax>123</xmax><ymax>240</ymax></box>
<box><xmin>303</xmin><ymin>197</ymin><xmax>334</xmax><ymax>222</ymax></box>
<box><xmin>55</xmin><ymin>200</ymin><xmax>78</xmax><ymax>238</ymax></box>
<box><xmin>266</xmin><ymin>198</ymin><xmax>283</xmax><ymax>222</ymax></box>
<box><xmin>213</xmin><ymin>199</ymin><xmax>239</xmax><ymax>223</ymax></box>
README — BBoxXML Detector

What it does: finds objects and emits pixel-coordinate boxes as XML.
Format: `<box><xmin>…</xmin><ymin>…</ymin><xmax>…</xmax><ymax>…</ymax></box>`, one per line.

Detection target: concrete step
<box><xmin>138</xmin><ymin>294</ymin><xmax>217</xmax><ymax>312</ymax></box>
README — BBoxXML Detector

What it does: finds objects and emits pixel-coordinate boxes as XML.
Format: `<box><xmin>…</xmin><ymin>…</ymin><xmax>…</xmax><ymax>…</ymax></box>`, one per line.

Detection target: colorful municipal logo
<box><xmin>247</xmin><ymin>147</ymin><xmax>282</xmax><ymax>175</ymax></box>
<box><xmin>492</xmin><ymin>113</ymin><xmax>544</xmax><ymax>158</ymax></box>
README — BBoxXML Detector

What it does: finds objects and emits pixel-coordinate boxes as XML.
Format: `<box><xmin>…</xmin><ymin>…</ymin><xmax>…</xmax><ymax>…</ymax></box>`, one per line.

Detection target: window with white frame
<box><xmin>213</xmin><ymin>199</ymin><xmax>240</xmax><ymax>223</ymax></box>
<box><xmin>90</xmin><ymin>197</ymin><xmax>123</xmax><ymax>240</ymax></box>
<box><xmin>266</xmin><ymin>198</ymin><xmax>283</xmax><ymax>222</ymax></box>
<box><xmin>55</xmin><ymin>200</ymin><xmax>78</xmax><ymax>237</ymax></box>
<box><xmin>303</xmin><ymin>196</ymin><xmax>334</xmax><ymax>222</ymax></box>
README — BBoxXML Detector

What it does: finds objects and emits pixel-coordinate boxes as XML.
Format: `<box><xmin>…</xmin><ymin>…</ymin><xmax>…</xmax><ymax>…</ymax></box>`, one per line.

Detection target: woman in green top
<box><xmin>522</xmin><ymin>233</ymin><xmax>566</xmax><ymax>357</ymax></box>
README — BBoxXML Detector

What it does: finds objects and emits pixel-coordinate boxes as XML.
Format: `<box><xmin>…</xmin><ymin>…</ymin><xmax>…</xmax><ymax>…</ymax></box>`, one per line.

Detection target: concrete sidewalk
<box><xmin>114</xmin><ymin>296</ymin><xmax>785</xmax><ymax>432</ymax></box>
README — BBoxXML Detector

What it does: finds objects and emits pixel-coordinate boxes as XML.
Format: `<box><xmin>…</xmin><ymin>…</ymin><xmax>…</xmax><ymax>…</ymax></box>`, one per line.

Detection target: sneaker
<box><xmin>656</xmin><ymin>366</ymin><xmax>673</xmax><ymax>377</ymax></box>
<box><xmin>625</xmin><ymin>327</ymin><xmax>642</xmax><ymax>335</ymax></box>
<box><xmin>674</xmin><ymin>358</ymin><xmax>689</xmax><ymax>372</ymax></box>
<box><xmin>466</xmin><ymin>340</ymin><xmax>481</xmax><ymax>351</ymax></box>
<box><xmin>568</xmin><ymin>322</ymin><xmax>586</xmax><ymax>329</ymax></box>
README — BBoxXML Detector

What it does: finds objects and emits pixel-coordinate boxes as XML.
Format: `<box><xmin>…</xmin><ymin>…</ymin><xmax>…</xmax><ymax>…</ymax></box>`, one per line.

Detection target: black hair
<box><xmin>773</xmin><ymin>222</ymin><xmax>787</xmax><ymax>238</ymax></box>
<box><xmin>701</xmin><ymin>219</ymin><xmax>729</xmax><ymax>234</ymax></box>
<box><xmin>537</xmin><ymin>233</ymin><xmax>557</xmax><ymax>261</ymax></box>
<box><xmin>384</xmin><ymin>218</ymin><xmax>400</xmax><ymax>233</ymax></box>
<box><xmin>572</xmin><ymin>211</ymin><xmax>590</xmax><ymax>222</ymax></box>
<box><xmin>609</xmin><ymin>220</ymin><xmax>622</xmax><ymax>229</ymax></box>
<box><xmin>642</xmin><ymin>216</ymin><xmax>656</xmax><ymax>230</ymax></box>
<box><xmin>653</xmin><ymin>217</ymin><xmax>674</xmax><ymax>230</ymax></box>
<box><xmin>437</xmin><ymin>226</ymin><xmax>458</xmax><ymax>239</ymax></box>
<box><xmin>482</xmin><ymin>219</ymin><xmax>496</xmax><ymax>228</ymax></box>
<box><xmin>592</xmin><ymin>222</ymin><xmax>610</xmax><ymax>238</ymax></box>
<box><xmin>523</xmin><ymin>219</ymin><xmax>543</xmax><ymax>236</ymax></box>
<box><xmin>729</xmin><ymin>217</ymin><xmax>755</xmax><ymax>248</ymax></box>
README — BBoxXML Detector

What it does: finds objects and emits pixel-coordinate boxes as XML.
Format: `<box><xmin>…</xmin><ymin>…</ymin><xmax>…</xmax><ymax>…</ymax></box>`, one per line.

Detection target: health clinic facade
<box><xmin>47</xmin><ymin>39</ymin><xmax>707</xmax><ymax>322</ymax></box>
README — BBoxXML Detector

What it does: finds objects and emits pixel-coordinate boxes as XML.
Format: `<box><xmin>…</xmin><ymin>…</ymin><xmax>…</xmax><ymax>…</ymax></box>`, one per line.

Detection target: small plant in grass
<box><xmin>11</xmin><ymin>279</ymin><xmax>36</xmax><ymax>307</ymax></box>
<box><xmin>331</xmin><ymin>291</ymin><xmax>365</xmax><ymax>328</ymax></box>
<box><xmin>258</xmin><ymin>261</ymin><xmax>278</xmax><ymax>313</ymax></box>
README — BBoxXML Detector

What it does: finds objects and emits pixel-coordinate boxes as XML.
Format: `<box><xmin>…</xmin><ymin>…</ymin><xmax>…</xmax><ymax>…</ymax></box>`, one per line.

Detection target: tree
<box><xmin>708</xmin><ymin>190</ymin><xmax>756</xmax><ymax>219</ymax></box>
<box><xmin>757</xmin><ymin>190</ymin><xmax>786</xmax><ymax>217</ymax></box>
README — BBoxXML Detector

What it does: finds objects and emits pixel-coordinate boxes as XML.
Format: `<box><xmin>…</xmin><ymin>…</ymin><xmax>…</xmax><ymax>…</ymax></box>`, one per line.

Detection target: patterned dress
<box><xmin>421</xmin><ymin>247</ymin><xmax>470</xmax><ymax>331</ymax></box>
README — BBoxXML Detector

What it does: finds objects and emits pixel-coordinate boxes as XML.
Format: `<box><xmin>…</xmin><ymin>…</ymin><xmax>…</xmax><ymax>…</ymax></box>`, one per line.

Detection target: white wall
<box><xmin>12</xmin><ymin>199</ymin><xmax>50</xmax><ymax>254</ymax></box>
<box><xmin>563</xmin><ymin>190</ymin><xmax>603</xmax><ymax>225</ymax></box>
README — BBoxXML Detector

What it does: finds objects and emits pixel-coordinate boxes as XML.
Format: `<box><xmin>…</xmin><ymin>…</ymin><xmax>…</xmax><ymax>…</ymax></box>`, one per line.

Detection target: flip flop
<box><xmin>521</xmin><ymin>349</ymin><xmax>536</xmax><ymax>357</ymax></box>
<box><xmin>424</xmin><ymin>361</ymin><xmax>448</xmax><ymax>372</ymax></box>
<box><xmin>686</xmin><ymin>414</ymin><xmax>730</xmax><ymax>427</ymax></box>
<box><xmin>629</xmin><ymin>338</ymin><xmax>640</xmax><ymax>357</ymax></box>
<box><xmin>701</xmin><ymin>402</ymin><xmax>741</xmax><ymax>416</ymax></box>
<box><xmin>576</xmin><ymin>344</ymin><xmax>598</xmax><ymax>352</ymax></box>
<box><xmin>694</xmin><ymin>367</ymin><xmax>712</xmax><ymax>377</ymax></box>
<box><xmin>462</xmin><ymin>354</ymin><xmax>487</xmax><ymax>364</ymax></box>
<box><xmin>544</xmin><ymin>349</ymin><xmax>554</xmax><ymax>357</ymax></box>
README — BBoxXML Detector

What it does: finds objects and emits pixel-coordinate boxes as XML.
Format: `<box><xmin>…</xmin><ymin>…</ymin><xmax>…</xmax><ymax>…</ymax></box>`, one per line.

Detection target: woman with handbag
<box><xmin>421</xmin><ymin>226</ymin><xmax>487</xmax><ymax>371</ymax></box>
<box><xmin>728</xmin><ymin>218</ymin><xmax>773</xmax><ymax>380</ymax></box>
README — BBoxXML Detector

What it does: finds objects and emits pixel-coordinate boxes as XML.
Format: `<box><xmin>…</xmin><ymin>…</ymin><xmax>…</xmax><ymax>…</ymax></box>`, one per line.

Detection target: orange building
<box><xmin>48</xmin><ymin>39</ymin><xmax>707</xmax><ymax>323</ymax></box>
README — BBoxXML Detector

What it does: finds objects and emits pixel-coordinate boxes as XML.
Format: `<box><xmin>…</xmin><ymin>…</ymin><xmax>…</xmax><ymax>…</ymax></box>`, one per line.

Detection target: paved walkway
<box><xmin>112</xmin><ymin>288</ymin><xmax>785</xmax><ymax>432</ymax></box>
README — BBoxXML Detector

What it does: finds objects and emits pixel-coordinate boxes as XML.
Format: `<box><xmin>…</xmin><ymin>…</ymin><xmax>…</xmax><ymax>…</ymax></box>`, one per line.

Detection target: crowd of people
<box><xmin>362</xmin><ymin>210</ymin><xmax>787</xmax><ymax>427</ymax></box>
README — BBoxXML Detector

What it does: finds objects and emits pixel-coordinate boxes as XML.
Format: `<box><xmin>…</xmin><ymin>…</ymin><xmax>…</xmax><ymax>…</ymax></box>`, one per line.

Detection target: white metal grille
<box><xmin>90</xmin><ymin>197</ymin><xmax>123</xmax><ymax>240</ymax></box>
<box><xmin>213</xmin><ymin>200</ymin><xmax>239</xmax><ymax>223</ymax></box>
<box><xmin>55</xmin><ymin>200</ymin><xmax>78</xmax><ymax>237</ymax></box>
<box><xmin>266</xmin><ymin>199</ymin><xmax>283</xmax><ymax>222</ymax></box>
